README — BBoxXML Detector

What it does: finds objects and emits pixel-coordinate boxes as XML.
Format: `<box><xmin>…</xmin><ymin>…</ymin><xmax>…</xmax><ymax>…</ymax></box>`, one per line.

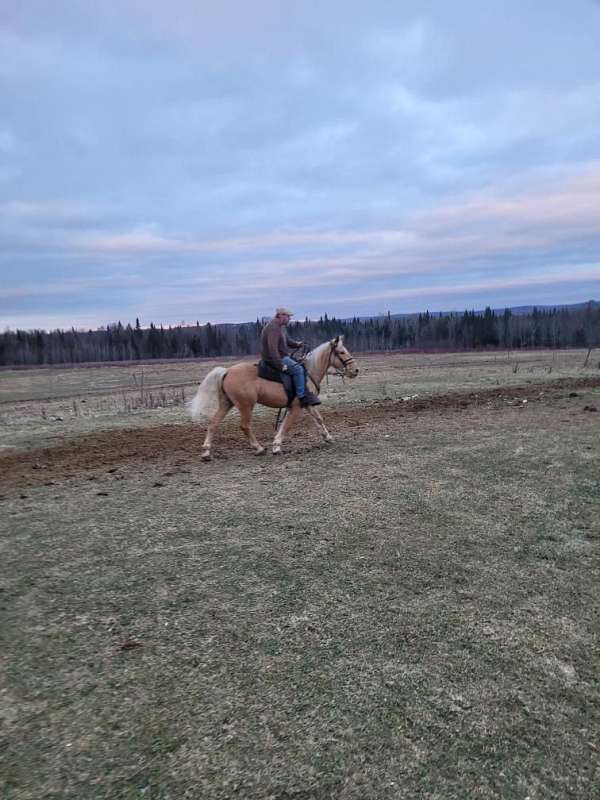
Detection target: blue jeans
<box><xmin>281</xmin><ymin>356</ymin><xmax>305</xmax><ymax>398</ymax></box>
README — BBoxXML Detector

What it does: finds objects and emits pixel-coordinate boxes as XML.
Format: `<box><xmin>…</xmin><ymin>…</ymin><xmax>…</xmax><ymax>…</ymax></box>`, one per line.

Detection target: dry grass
<box><xmin>1</xmin><ymin>351</ymin><xmax>599</xmax><ymax>799</ymax></box>
<box><xmin>0</xmin><ymin>348</ymin><xmax>596</xmax><ymax>453</ymax></box>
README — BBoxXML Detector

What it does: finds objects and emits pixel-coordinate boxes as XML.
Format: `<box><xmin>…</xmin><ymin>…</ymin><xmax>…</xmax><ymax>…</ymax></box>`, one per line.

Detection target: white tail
<box><xmin>187</xmin><ymin>367</ymin><xmax>228</xmax><ymax>421</ymax></box>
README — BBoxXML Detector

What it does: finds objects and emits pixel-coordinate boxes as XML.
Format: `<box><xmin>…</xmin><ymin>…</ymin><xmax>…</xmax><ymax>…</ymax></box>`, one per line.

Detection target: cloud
<box><xmin>418</xmin><ymin>163</ymin><xmax>600</xmax><ymax>237</ymax></box>
<box><xmin>325</xmin><ymin>266</ymin><xmax>600</xmax><ymax>306</ymax></box>
<box><xmin>1</xmin><ymin>1</ymin><xmax>600</xmax><ymax>330</ymax></box>
<box><xmin>66</xmin><ymin>163</ymin><xmax>600</xmax><ymax>269</ymax></box>
<box><xmin>0</xmin><ymin>273</ymin><xmax>144</xmax><ymax>300</ymax></box>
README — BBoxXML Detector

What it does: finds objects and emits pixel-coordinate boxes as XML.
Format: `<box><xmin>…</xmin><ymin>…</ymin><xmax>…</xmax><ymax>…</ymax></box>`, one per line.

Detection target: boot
<box><xmin>300</xmin><ymin>391</ymin><xmax>321</xmax><ymax>407</ymax></box>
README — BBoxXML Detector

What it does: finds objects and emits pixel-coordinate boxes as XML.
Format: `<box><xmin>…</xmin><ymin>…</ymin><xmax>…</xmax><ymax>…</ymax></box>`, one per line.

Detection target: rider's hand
<box><xmin>281</xmin><ymin>364</ymin><xmax>288</xmax><ymax>372</ymax></box>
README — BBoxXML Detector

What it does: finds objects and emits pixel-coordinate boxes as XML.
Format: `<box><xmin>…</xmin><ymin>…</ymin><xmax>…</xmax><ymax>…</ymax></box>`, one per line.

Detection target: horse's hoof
<box><xmin>254</xmin><ymin>447</ymin><xmax>266</xmax><ymax>456</ymax></box>
<box><xmin>272</xmin><ymin>447</ymin><xmax>281</xmax><ymax>456</ymax></box>
<box><xmin>201</xmin><ymin>451</ymin><xmax>212</xmax><ymax>462</ymax></box>
<box><xmin>324</xmin><ymin>437</ymin><xmax>333</xmax><ymax>445</ymax></box>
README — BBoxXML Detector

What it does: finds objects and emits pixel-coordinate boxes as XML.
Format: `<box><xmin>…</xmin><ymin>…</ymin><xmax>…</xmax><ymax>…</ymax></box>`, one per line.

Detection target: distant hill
<box><xmin>490</xmin><ymin>300</ymin><xmax>599</xmax><ymax>316</ymax></box>
<box><xmin>346</xmin><ymin>299</ymin><xmax>599</xmax><ymax>322</ymax></box>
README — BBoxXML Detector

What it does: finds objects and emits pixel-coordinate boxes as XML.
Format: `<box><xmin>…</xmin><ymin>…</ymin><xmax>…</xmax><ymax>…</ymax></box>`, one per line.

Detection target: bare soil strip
<box><xmin>2</xmin><ymin>376</ymin><xmax>599</xmax><ymax>490</ymax></box>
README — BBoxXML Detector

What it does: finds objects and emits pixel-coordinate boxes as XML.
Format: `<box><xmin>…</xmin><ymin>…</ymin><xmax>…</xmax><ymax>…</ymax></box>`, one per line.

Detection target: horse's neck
<box><xmin>305</xmin><ymin>345</ymin><xmax>329</xmax><ymax>386</ymax></box>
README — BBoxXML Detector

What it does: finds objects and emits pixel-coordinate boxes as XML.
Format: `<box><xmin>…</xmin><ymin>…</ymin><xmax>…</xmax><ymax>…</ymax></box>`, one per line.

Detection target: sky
<box><xmin>1</xmin><ymin>0</ymin><xmax>600</xmax><ymax>331</ymax></box>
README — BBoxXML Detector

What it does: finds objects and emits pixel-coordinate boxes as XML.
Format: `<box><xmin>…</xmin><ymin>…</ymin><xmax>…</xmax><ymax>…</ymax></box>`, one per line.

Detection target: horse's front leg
<box><xmin>272</xmin><ymin>404</ymin><xmax>302</xmax><ymax>454</ymax></box>
<box><xmin>307</xmin><ymin>406</ymin><xmax>333</xmax><ymax>443</ymax></box>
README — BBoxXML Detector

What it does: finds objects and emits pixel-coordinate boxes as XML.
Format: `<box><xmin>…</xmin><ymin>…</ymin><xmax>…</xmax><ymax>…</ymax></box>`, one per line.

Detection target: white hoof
<box><xmin>324</xmin><ymin>436</ymin><xmax>333</xmax><ymax>444</ymax></box>
<box><xmin>201</xmin><ymin>450</ymin><xmax>212</xmax><ymax>462</ymax></box>
<box><xmin>272</xmin><ymin>445</ymin><xmax>281</xmax><ymax>455</ymax></box>
<box><xmin>254</xmin><ymin>447</ymin><xmax>266</xmax><ymax>456</ymax></box>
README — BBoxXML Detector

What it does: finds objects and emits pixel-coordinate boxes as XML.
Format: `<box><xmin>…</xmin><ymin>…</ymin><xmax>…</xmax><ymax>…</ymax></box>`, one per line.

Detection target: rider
<box><xmin>260</xmin><ymin>307</ymin><xmax>321</xmax><ymax>406</ymax></box>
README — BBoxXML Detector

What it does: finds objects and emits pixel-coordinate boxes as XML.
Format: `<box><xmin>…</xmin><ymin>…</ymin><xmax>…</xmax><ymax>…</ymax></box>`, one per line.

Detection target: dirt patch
<box><xmin>1</xmin><ymin>376</ymin><xmax>599</xmax><ymax>491</ymax></box>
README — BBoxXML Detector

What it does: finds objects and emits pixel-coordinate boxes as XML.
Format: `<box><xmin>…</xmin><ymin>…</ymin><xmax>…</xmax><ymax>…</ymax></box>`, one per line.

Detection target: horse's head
<box><xmin>329</xmin><ymin>335</ymin><xmax>359</xmax><ymax>378</ymax></box>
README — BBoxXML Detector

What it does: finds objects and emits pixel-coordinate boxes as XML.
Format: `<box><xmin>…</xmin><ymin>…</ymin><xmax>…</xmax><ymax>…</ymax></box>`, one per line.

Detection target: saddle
<box><xmin>256</xmin><ymin>360</ymin><xmax>299</xmax><ymax>406</ymax></box>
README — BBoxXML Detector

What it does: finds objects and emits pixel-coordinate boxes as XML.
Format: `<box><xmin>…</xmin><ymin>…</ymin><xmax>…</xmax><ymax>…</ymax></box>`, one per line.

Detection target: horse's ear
<box><xmin>331</xmin><ymin>335</ymin><xmax>340</xmax><ymax>345</ymax></box>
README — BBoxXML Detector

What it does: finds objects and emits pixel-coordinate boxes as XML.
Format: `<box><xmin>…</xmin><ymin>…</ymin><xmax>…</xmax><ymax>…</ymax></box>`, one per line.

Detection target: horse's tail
<box><xmin>187</xmin><ymin>366</ymin><xmax>229</xmax><ymax>421</ymax></box>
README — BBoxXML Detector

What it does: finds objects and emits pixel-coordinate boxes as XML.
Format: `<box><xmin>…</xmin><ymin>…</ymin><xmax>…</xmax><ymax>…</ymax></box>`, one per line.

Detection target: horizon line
<box><xmin>1</xmin><ymin>298</ymin><xmax>598</xmax><ymax>334</ymax></box>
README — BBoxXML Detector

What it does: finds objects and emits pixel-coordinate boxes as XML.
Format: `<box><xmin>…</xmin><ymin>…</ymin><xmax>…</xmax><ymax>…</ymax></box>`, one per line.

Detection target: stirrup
<box><xmin>300</xmin><ymin>393</ymin><xmax>321</xmax><ymax>407</ymax></box>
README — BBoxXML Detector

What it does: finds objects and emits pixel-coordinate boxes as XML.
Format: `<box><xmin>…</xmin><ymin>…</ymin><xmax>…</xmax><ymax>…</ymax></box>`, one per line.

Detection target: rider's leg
<box><xmin>281</xmin><ymin>356</ymin><xmax>305</xmax><ymax>399</ymax></box>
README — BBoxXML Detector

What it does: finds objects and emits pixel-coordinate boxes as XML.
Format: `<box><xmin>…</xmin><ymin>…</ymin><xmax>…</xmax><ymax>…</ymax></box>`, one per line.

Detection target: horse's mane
<box><xmin>304</xmin><ymin>337</ymin><xmax>346</xmax><ymax>378</ymax></box>
<box><xmin>306</xmin><ymin>341</ymin><xmax>331</xmax><ymax>360</ymax></box>
<box><xmin>305</xmin><ymin>340</ymin><xmax>333</xmax><ymax>372</ymax></box>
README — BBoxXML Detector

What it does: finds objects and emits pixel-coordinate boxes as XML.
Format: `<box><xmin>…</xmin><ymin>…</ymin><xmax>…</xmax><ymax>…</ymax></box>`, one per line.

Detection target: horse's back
<box><xmin>223</xmin><ymin>360</ymin><xmax>289</xmax><ymax>408</ymax></box>
<box><xmin>226</xmin><ymin>361</ymin><xmax>260</xmax><ymax>379</ymax></box>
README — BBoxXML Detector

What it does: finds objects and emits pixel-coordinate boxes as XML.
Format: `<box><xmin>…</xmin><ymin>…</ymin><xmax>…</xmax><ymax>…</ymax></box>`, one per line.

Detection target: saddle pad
<box><xmin>256</xmin><ymin>360</ymin><xmax>295</xmax><ymax>406</ymax></box>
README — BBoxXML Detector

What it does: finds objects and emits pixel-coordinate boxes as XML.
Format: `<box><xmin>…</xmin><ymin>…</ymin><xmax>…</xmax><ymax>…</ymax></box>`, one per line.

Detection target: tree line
<box><xmin>1</xmin><ymin>305</ymin><xmax>599</xmax><ymax>367</ymax></box>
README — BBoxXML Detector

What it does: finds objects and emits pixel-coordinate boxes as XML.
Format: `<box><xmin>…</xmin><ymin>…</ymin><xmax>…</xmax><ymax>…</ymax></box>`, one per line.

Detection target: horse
<box><xmin>187</xmin><ymin>335</ymin><xmax>359</xmax><ymax>459</ymax></box>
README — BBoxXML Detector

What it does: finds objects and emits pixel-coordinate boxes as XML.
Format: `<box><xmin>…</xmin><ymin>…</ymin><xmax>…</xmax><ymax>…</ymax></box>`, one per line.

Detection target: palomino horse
<box><xmin>188</xmin><ymin>336</ymin><xmax>359</xmax><ymax>459</ymax></box>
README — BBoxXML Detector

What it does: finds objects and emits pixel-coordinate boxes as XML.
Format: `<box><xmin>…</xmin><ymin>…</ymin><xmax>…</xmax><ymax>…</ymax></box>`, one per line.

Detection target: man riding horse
<box><xmin>189</xmin><ymin>322</ymin><xmax>359</xmax><ymax>459</ymax></box>
<box><xmin>260</xmin><ymin>307</ymin><xmax>321</xmax><ymax>407</ymax></box>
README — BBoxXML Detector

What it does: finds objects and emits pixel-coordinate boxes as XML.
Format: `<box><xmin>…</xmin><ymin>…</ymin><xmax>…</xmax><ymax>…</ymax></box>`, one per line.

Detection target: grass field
<box><xmin>1</xmin><ymin>349</ymin><xmax>599</xmax><ymax>799</ymax></box>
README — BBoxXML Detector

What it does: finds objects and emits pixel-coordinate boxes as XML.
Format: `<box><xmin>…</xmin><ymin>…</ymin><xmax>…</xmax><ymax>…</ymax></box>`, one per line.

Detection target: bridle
<box><xmin>326</xmin><ymin>342</ymin><xmax>357</xmax><ymax>378</ymax></box>
<box><xmin>275</xmin><ymin>341</ymin><xmax>357</xmax><ymax>429</ymax></box>
<box><xmin>296</xmin><ymin>342</ymin><xmax>357</xmax><ymax>393</ymax></box>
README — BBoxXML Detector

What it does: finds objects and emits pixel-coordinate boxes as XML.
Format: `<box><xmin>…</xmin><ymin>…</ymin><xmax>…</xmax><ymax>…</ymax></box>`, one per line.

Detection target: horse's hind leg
<box><xmin>239</xmin><ymin>404</ymin><xmax>266</xmax><ymax>455</ymax></box>
<box><xmin>272</xmin><ymin>404</ymin><xmax>302</xmax><ymax>454</ymax></box>
<box><xmin>201</xmin><ymin>401</ymin><xmax>232</xmax><ymax>461</ymax></box>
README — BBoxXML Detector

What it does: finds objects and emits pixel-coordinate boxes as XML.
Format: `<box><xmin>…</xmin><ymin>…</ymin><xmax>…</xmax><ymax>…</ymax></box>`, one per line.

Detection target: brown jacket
<box><xmin>260</xmin><ymin>319</ymin><xmax>301</xmax><ymax>370</ymax></box>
